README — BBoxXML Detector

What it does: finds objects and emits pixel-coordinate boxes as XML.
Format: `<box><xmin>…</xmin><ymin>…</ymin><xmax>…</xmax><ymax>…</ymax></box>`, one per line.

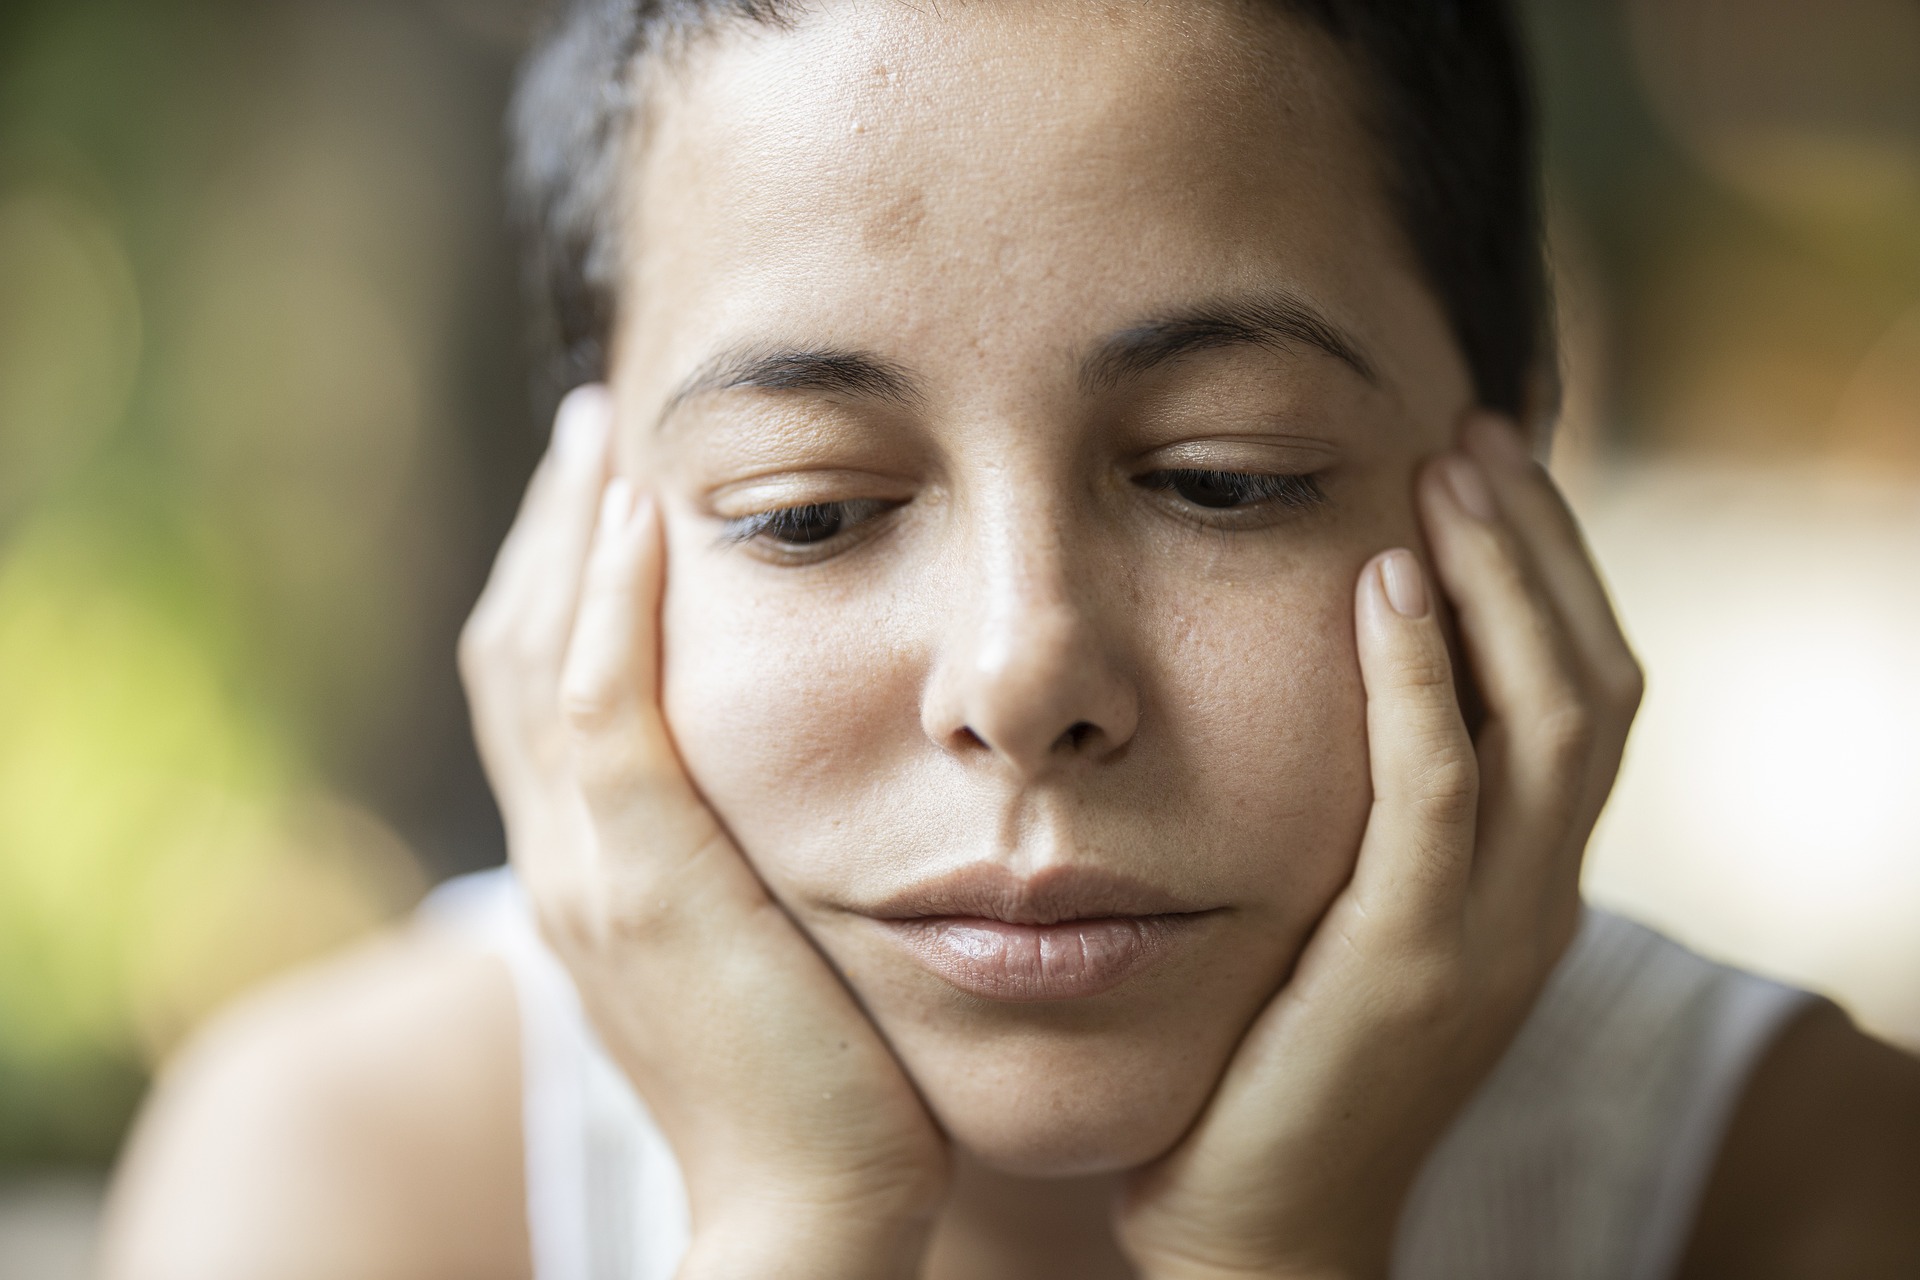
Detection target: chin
<box><xmin>824</xmin><ymin>901</ymin><xmax>1305</xmax><ymax>1178</ymax></box>
<box><xmin>892</xmin><ymin>1021</ymin><xmax>1229</xmax><ymax>1177</ymax></box>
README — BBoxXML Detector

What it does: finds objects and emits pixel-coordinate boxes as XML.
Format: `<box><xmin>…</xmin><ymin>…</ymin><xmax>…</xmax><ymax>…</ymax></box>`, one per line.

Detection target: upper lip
<box><xmin>862</xmin><ymin>863</ymin><xmax>1205</xmax><ymax>925</ymax></box>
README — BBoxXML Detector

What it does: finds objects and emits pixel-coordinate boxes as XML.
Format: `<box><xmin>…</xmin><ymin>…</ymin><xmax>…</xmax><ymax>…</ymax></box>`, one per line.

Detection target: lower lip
<box><xmin>879</xmin><ymin>915</ymin><xmax>1200</xmax><ymax>1001</ymax></box>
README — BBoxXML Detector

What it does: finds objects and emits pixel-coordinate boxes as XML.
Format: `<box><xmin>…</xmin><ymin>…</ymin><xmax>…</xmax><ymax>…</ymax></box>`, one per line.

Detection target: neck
<box><xmin>923</xmin><ymin>1151</ymin><xmax>1138</xmax><ymax>1280</ymax></box>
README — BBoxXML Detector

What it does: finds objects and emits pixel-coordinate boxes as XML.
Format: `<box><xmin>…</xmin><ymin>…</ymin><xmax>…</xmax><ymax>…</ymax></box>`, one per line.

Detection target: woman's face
<box><xmin>613</xmin><ymin>0</ymin><xmax>1473</xmax><ymax>1175</ymax></box>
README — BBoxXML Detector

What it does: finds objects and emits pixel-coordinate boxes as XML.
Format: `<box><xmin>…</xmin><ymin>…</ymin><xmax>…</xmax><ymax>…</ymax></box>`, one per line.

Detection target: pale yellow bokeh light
<box><xmin>0</xmin><ymin>514</ymin><xmax>422</xmax><ymax>1070</ymax></box>
<box><xmin>1576</xmin><ymin>462</ymin><xmax>1920</xmax><ymax>1049</ymax></box>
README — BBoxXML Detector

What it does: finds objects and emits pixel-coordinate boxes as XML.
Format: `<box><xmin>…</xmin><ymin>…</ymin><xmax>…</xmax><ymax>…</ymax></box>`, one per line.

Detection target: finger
<box><xmin>460</xmin><ymin>387</ymin><xmax>614</xmax><ymax>815</ymax></box>
<box><xmin>1418</xmin><ymin>455</ymin><xmax>1595</xmax><ymax>891</ymax></box>
<box><xmin>1461</xmin><ymin>413</ymin><xmax>1642</xmax><ymax>713</ymax></box>
<box><xmin>1455</xmin><ymin>421</ymin><xmax>1640</xmax><ymax>869</ymax></box>
<box><xmin>1347</xmin><ymin>549</ymin><xmax>1479</xmax><ymax>932</ymax></box>
<box><xmin>467</xmin><ymin>386</ymin><xmax>613</xmax><ymax>645</ymax></box>
<box><xmin>517</xmin><ymin>385</ymin><xmax>616</xmax><ymax>672</ymax></box>
<box><xmin>557</xmin><ymin>484</ymin><xmax>737</xmax><ymax>897</ymax></box>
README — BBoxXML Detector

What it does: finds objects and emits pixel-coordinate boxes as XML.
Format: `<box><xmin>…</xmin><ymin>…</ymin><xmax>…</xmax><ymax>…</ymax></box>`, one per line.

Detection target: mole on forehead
<box><xmin>861</xmin><ymin>187</ymin><xmax>927</xmax><ymax>254</ymax></box>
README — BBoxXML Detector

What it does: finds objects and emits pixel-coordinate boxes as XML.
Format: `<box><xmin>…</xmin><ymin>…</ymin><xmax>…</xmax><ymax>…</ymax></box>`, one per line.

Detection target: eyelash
<box><xmin>720</xmin><ymin>499</ymin><xmax>898</xmax><ymax>550</ymax></box>
<box><xmin>721</xmin><ymin>470</ymin><xmax>1326</xmax><ymax>557</ymax></box>
<box><xmin>1135</xmin><ymin>468</ymin><xmax>1327</xmax><ymax>513</ymax></box>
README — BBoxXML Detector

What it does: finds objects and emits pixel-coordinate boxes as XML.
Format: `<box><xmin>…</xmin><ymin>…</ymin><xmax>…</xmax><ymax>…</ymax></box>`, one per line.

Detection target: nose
<box><xmin>921</xmin><ymin>517</ymin><xmax>1140</xmax><ymax>777</ymax></box>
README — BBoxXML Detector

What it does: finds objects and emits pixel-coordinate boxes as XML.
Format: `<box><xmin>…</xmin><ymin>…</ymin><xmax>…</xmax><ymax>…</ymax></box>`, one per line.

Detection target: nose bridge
<box><xmin>976</xmin><ymin>494</ymin><xmax>1078</xmax><ymax>671</ymax></box>
<box><xmin>924</xmin><ymin>480</ymin><xmax>1138</xmax><ymax>773</ymax></box>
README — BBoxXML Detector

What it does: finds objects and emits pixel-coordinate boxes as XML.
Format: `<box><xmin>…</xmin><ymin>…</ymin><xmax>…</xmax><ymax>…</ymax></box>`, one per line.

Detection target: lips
<box><xmin>862</xmin><ymin>864</ymin><xmax>1212</xmax><ymax>1001</ymax></box>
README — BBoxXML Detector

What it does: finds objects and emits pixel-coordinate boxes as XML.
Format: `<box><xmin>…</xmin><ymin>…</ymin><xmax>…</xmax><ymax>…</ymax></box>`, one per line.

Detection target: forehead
<box><xmin>620</xmin><ymin>0</ymin><xmax>1454</xmax><ymax>409</ymax></box>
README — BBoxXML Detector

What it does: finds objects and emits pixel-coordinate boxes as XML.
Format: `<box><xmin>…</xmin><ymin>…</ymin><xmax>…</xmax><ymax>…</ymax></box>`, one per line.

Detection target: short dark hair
<box><xmin>509</xmin><ymin>0</ymin><xmax>1551</xmax><ymax>421</ymax></box>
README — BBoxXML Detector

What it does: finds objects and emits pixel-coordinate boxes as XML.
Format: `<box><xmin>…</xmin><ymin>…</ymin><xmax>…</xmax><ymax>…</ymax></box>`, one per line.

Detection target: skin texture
<box><xmin>467</xmin><ymin>4</ymin><xmax>1639</xmax><ymax>1275</ymax></box>
<box><xmin>96</xmin><ymin>2</ymin><xmax>1920</xmax><ymax>1277</ymax></box>
<box><xmin>619</xmin><ymin>0</ymin><xmax>1465</xmax><ymax>1179</ymax></box>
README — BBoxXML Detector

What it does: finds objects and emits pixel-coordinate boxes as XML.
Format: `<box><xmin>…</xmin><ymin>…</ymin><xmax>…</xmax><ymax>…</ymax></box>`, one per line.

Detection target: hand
<box><xmin>1115</xmin><ymin>415</ymin><xmax>1643</xmax><ymax>1280</ymax></box>
<box><xmin>457</xmin><ymin>388</ymin><xmax>947</xmax><ymax>1280</ymax></box>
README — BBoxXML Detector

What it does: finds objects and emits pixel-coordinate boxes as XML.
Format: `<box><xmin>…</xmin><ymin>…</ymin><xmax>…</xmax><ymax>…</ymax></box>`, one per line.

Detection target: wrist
<box><xmin>678</xmin><ymin>1199</ymin><xmax>935</xmax><ymax>1280</ymax></box>
<box><xmin>1120</xmin><ymin>1178</ymin><xmax>1402</xmax><ymax>1280</ymax></box>
<box><xmin>679</xmin><ymin>1228</ymin><xmax>931</xmax><ymax>1280</ymax></box>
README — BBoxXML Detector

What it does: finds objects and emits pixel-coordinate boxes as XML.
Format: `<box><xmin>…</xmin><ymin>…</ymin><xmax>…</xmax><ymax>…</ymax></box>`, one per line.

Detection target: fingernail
<box><xmin>555</xmin><ymin>386</ymin><xmax>612</xmax><ymax>462</ymax></box>
<box><xmin>1443</xmin><ymin>456</ymin><xmax>1496</xmax><ymax>521</ymax></box>
<box><xmin>1380</xmin><ymin>549</ymin><xmax>1429</xmax><ymax>618</ymax></box>
<box><xmin>1465</xmin><ymin>414</ymin><xmax>1532</xmax><ymax>468</ymax></box>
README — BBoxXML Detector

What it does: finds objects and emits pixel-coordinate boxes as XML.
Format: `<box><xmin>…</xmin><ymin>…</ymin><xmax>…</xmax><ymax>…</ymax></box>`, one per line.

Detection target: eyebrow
<box><xmin>654</xmin><ymin>291</ymin><xmax>1378</xmax><ymax>430</ymax></box>
<box><xmin>1078</xmin><ymin>294</ymin><xmax>1379</xmax><ymax>394</ymax></box>
<box><xmin>655</xmin><ymin>345</ymin><xmax>920</xmax><ymax>431</ymax></box>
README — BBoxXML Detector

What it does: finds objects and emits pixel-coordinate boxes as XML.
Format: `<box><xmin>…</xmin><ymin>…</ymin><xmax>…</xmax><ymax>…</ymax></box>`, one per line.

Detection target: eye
<box><xmin>1136</xmin><ymin>468</ymin><xmax>1325</xmax><ymax>513</ymax></box>
<box><xmin>721</xmin><ymin>498</ymin><xmax>899</xmax><ymax>553</ymax></box>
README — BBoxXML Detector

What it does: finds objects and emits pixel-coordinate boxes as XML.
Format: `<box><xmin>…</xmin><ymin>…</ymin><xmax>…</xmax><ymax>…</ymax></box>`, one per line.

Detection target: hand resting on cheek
<box><xmin>460</xmin><ymin>386</ymin><xmax>948</xmax><ymax>1280</ymax></box>
<box><xmin>459</xmin><ymin>381</ymin><xmax>1641</xmax><ymax>1280</ymax></box>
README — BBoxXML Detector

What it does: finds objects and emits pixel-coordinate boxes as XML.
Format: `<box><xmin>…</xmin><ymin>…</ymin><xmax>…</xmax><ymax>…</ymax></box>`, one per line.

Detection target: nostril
<box><xmin>1058</xmin><ymin>721</ymin><xmax>1098</xmax><ymax>753</ymax></box>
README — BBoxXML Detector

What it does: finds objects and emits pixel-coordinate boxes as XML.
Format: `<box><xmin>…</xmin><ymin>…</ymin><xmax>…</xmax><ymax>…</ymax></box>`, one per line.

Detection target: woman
<box><xmin>101</xmin><ymin>0</ymin><xmax>1920</xmax><ymax>1276</ymax></box>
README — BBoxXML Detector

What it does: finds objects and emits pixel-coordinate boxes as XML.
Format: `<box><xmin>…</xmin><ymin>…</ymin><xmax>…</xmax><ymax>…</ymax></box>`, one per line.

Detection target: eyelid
<box><xmin>705</xmin><ymin>468</ymin><xmax>915</xmax><ymax>518</ymax></box>
<box><xmin>1136</xmin><ymin>435</ymin><xmax>1342</xmax><ymax>473</ymax></box>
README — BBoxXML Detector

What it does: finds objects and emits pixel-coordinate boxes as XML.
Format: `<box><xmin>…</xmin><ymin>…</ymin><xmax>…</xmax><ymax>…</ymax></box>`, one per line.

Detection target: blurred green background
<box><xmin>0</xmin><ymin>0</ymin><xmax>1915</xmax><ymax>1222</ymax></box>
<box><xmin>0</xmin><ymin>0</ymin><xmax>540</xmax><ymax>1170</ymax></box>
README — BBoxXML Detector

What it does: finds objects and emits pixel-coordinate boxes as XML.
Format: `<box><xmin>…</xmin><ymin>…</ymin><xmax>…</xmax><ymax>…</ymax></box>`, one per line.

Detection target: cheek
<box><xmin>1145</xmin><ymin>558</ymin><xmax>1373</xmax><ymax>916</ymax></box>
<box><xmin>659</xmin><ymin>512</ymin><xmax>1380</xmax><ymax>927</ymax></box>
<box><xmin>658</xmin><ymin>528</ymin><xmax>921</xmax><ymax>870</ymax></box>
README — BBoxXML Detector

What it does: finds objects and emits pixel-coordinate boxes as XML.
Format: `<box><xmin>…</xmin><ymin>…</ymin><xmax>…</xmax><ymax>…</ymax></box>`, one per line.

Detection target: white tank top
<box><xmin>421</xmin><ymin>868</ymin><xmax>1811</xmax><ymax>1280</ymax></box>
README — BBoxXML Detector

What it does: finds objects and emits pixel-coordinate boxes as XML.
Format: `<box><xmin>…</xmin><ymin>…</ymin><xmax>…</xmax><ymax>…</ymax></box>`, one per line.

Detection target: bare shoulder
<box><xmin>1679</xmin><ymin>998</ymin><xmax>1920</xmax><ymax>1279</ymax></box>
<box><xmin>99</xmin><ymin>921</ymin><xmax>531</xmax><ymax>1280</ymax></box>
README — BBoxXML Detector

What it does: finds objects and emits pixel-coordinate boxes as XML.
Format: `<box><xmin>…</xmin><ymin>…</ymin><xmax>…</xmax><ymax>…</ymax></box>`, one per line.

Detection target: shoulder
<box><xmin>1679</xmin><ymin>999</ymin><xmax>1920</xmax><ymax>1279</ymax></box>
<box><xmin>99</xmin><ymin>923</ymin><xmax>532</xmax><ymax>1280</ymax></box>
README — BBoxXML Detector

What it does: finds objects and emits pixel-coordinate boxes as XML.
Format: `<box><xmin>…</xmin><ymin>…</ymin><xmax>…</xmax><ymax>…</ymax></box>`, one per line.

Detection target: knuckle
<box><xmin>560</xmin><ymin>681</ymin><xmax>623</xmax><ymax>735</ymax></box>
<box><xmin>529</xmin><ymin>885</ymin><xmax>601</xmax><ymax>956</ymax></box>
<box><xmin>1412</xmin><ymin>749</ymin><xmax>1479</xmax><ymax>824</ymax></box>
<box><xmin>1608</xmin><ymin>657</ymin><xmax>1646</xmax><ymax>715</ymax></box>
<box><xmin>558</xmin><ymin>656</ymin><xmax>637</xmax><ymax>737</ymax></box>
<box><xmin>1534</xmin><ymin>693</ymin><xmax>1596</xmax><ymax>766</ymax></box>
<box><xmin>1479</xmin><ymin>529</ymin><xmax>1532</xmax><ymax>594</ymax></box>
<box><xmin>457</xmin><ymin>610</ymin><xmax>505</xmax><ymax>679</ymax></box>
<box><xmin>1412</xmin><ymin>957</ymin><xmax>1471</xmax><ymax>1016</ymax></box>
<box><xmin>1393</xmin><ymin>647</ymin><xmax>1455</xmax><ymax>692</ymax></box>
<box><xmin>600</xmin><ymin>840</ymin><xmax>725</xmax><ymax>943</ymax></box>
<box><xmin>599</xmin><ymin>884</ymin><xmax>676</xmax><ymax>944</ymax></box>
